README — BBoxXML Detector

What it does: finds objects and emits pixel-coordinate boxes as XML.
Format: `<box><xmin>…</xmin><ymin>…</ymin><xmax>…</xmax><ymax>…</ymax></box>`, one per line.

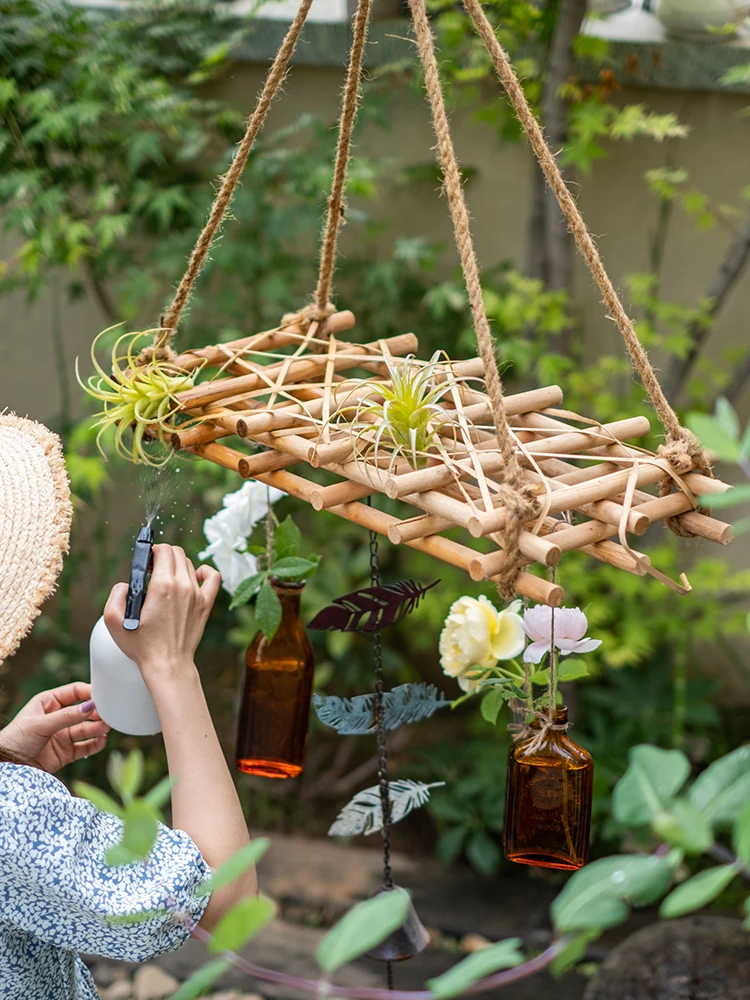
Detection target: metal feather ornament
<box><xmin>307</xmin><ymin>579</ymin><xmax>440</xmax><ymax>633</ymax></box>
<box><xmin>313</xmin><ymin>683</ymin><xmax>449</xmax><ymax>735</ymax></box>
<box><xmin>328</xmin><ymin>780</ymin><xmax>444</xmax><ymax>837</ymax></box>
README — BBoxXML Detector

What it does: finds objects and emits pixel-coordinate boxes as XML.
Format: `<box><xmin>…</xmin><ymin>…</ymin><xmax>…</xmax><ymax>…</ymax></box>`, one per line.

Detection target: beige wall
<box><xmin>2</xmin><ymin>66</ymin><xmax>750</xmax><ymax>698</ymax></box>
<box><xmin>3</xmin><ymin>67</ymin><xmax>750</xmax><ymax>423</ymax></box>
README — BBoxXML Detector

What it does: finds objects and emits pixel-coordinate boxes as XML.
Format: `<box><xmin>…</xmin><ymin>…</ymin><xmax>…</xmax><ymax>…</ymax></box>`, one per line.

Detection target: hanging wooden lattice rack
<box><xmin>122</xmin><ymin>0</ymin><xmax>734</xmax><ymax>607</ymax></box>
<box><xmin>158</xmin><ymin>311</ymin><xmax>733</xmax><ymax>609</ymax></box>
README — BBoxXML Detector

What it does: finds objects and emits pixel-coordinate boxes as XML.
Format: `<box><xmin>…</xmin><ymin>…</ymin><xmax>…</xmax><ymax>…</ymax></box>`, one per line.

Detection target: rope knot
<box><xmin>657</xmin><ymin>430</ymin><xmax>714</xmax><ymax>538</ymax></box>
<box><xmin>135</xmin><ymin>343</ymin><xmax>179</xmax><ymax>368</ymax></box>
<box><xmin>280</xmin><ymin>301</ymin><xmax>337</xmax><ymax>335</ymax></box>
<box><xmin>495</xmin><ymin>482</ymin><xmax>540</xmax><ymax>601</ymax></box>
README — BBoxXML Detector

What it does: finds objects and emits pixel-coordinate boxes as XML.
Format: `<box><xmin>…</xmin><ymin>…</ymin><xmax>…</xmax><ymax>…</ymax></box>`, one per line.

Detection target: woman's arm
<box><xmin>104</xmin><ymin>544</ymin><xmax>257</xmax><ymax>929</ymax></box>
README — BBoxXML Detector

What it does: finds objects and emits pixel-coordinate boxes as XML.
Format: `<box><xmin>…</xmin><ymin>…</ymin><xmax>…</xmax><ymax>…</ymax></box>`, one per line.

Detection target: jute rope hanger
<box><xmin>142</xmin><ymin>0</ymin><xmax>372</xmax><ymax>364</ymax></box>
<box><xmin>136</xmin><ymin>0</ymin><xmax>715</xmax><ymax>599</ymax></box>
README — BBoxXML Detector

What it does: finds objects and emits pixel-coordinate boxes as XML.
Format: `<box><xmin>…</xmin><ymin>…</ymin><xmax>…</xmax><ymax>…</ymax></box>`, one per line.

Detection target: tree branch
<box><xmin>665</xmin><ymin>207</ymin><xmax>750</xmax><ymax>401</ymax></box>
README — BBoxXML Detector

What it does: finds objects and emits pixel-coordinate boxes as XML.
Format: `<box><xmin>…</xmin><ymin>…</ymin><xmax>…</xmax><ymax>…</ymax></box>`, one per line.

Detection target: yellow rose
<box><xmin>439</xmin><ymin>596</ymin><xmax>525</xmax><ymax>691</ymax></box>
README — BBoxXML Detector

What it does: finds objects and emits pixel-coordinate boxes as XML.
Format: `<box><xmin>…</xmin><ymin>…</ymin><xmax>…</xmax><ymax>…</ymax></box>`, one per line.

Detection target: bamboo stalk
<box><xmin>388</xmin><ymin>513</ymin><xmax>453</xmax><ymax>544</ymax></box>
<box><xmin>175</xmin><ymin>333</ymin><xmax>419</xmax><ymax>410</ymax></box>
<box><xmin>389</xmin><ymin>415</ymin><xmax>651</xmax><ymax>501</ymax></box>
<box><xmin>175</xmin><ymin>310</ymin><xmax>356</xmax><ymax>371</ymax></box>
<box><xmin>310</xmin><ymin>480</ymin><xmax>373</xmax><ymax>510</ymax></box>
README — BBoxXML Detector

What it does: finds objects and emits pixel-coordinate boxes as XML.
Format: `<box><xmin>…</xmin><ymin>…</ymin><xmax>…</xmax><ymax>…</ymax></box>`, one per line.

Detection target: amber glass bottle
<box><xmin>504</xmin><ymin>707</ymin><xmax>593</xmax><ymax>871</ymax></box>
<box><xmin>235</xmin><ymin>579</ymin><xmax>315</xmax><ymax>779</ymax></box>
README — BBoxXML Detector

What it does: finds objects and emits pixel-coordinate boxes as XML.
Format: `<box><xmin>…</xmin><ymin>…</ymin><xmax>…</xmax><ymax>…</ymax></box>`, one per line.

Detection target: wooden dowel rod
<box><xmin>388</xmin><ymin>513</ymin><xmax>453</xmax><ymax>544</ymax></box>
<box><xmin>634</xmin><ymin>494</ymin><xmax>734</xmax><ymax>544</ymax></box>
<box><xmin>531</xmin><ymin>459</ymin><xmax>650</xmax><ymax>536</ymax></box>
<box><xmin>469</xmin><ymin>534</ymin><xmax>562</xmax><ymax>580</ymax></box>
<box><xmin>581</xmin><ymin>539</ymin><xmax>650</xmax><ymax>576</ymax></box>
<box><xmin>172</xmin><ymin>421</ymin><xmax>227</xmax><ymax>450</ymax></box>
<box><xmin>323</xmin><ymin>500</ymin><xmax>564</xmax><ymax>607</ymax></box>
<box><xmin>175</xmin><ymin>310</ymin><xmax>356</xmax><ymax>371</ymax></box>
<box><xmin>310</xmin><ymin>480</ymin><xmax>373</xmax><ymax>510</ymax></box>
<box><xmin>175</xmin><ymin>333</ymin><xmax>419</xmax><ymax>410</ymax></box>
<box><xmin>391</xmin><ymin>415</ymin><xmax>650</xmax><ymax>501</ymax></box>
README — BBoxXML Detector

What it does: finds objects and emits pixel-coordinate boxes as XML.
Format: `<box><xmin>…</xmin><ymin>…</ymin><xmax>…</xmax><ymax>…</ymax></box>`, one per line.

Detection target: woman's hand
<box><xmin>0</xmin><ymin>682</ymin><xmax>109</xmax><ymax>772</ymax></box>
<box><xmin>104</xmin><ymin>545</ymin><xmax>221</xmax><ymax>688</ymax></box>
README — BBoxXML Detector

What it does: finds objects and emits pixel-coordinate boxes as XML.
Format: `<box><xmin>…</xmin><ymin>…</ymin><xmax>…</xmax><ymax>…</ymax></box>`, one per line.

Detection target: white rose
<box><xmin>439</xmin><ymin>596</ymin><xmax>525</xmax><ymax>691</ymax></box>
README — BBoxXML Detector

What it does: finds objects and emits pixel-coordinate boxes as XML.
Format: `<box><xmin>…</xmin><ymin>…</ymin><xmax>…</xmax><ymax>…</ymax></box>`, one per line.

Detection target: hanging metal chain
<box><xmin>367</xmin><ymin>501</ymin><xmax>394</xmax><ymax>990</ymax></box>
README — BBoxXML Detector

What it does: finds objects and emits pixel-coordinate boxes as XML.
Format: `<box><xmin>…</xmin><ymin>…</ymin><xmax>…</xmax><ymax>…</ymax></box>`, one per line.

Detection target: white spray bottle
<box><xmin>90</xmin><ymin>524</ymin><xmax>162</xmax><ymax>736</ymax></box>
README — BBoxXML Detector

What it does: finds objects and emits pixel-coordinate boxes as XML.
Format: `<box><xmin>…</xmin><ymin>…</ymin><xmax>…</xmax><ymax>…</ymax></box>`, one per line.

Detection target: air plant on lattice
<box><xmin>329</xmin><ymin>350</ymin><xmax>473</xmax><ymax>472</ymax></box>
<box><xmin>76</xmin><ymin>328</ymin><xmax>203</xmax><ymax>466</ymax></box>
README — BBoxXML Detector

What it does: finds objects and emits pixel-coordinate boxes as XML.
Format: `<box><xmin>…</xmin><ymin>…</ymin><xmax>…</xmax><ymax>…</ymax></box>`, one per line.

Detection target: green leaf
<box><xmin>107</xmin><ymin>749</ymin><xmax>144</xmax><ymax>804</ymax></box>
<box><xmin>551</xmin><ymin>855</ymin><xmax>676</xmax><ymax>933</ymax></box>
<box><xmin>118</xmin><ymin>799</ymin><xmax>158</xmax><ymax>861</ymax></box>
<box><xmin>270</xmin><ymin>556</ymin><xmax>319</xmax><ymax>580</ymax></box>
<box><xmin>170</xmin><ymin>959</ymin><xmax>231</xmax><ymax>1000</ymax></box>
<box><xmin>733</xmin><ymin>798</ymin><xmax>750</xmax><ymax>867</ymax></box>
<box><xmin>466</xmin><ymin>831</ymin><xmax>501</xmax><ymax>876</ymax></box>
<box><xmin>480</xmin><ymin>688</ymin><xmax>504</xmax><ymax>725</ymax></box>
<box><xmin>230</xmin><ymin>571</ymin><xmax>266</xmax><ymax>610</ymax></box>
<box><xmin>659</xmin><ymin>864</ymin><xmax>737</xmax><ymax>919</ymax></box>
<box><xmin>744</xmin><ymin>895</ymin><xmax>750</xmax><ymax>930</ymax></box>
<box><xmin>274</xmin><ymin>515</ymin><xmax>302</xmax><ymax>561</ymax></box>
<box><xmin>196</xmin><ymin>838</ymin><xmax>269</xmax><ymax>898</ymax></box>
<box><xmin>427</xmin><ymin>938</ymin><xmax>524</xmax><ymax>998</ymax></box>
<box><xmin>550</xmin><ymin>930</ymin><xmax>600</xmax><ymax>977</ymax></box>
<box><xmin>144</xmin><ymin>775</ymin><xmax>174</xmax><ymax>812</ymax></box>
<box><xmin>716</xmin><ymin>397</ymin><xmax>740</xmax><ymax>441</ymax></box>
<box><xmin>530</xmin><ymin>661</ymin><xmax>588</xmax><ymax>684</ymax></box>
<box><xmin>73</xmin><ymin>781</ymin><xmax>124</xmax><ymax>819</ymax></box>
<box><xmin>689</xmin><ymin>744</ymin><xmax>750</xmax><ymax>827</ymax></box>
<box><xmin>613</xmin><ymin>745</ymin><xmax>690</xmax><ymax>826</ymax></box>
<box><xmin>256</xmin><ymin>580</ymin><xmax>282</xmax><ymax>639</ymax></box>
<box><xmin>208</xmin><ymin>894</ymin><xmax>276</xmax><ymax>954</ymax></box>
<box><xmin>685</xmin><ymin>413</ymin><xmax>741</xmax><ymax>463</ymax></box>
<box><xmin>696</xmin><ymin>485</ymin><xmax>750</xmax><ymax>509</ymax></box>
<box><xmin>316</xmin><ymin>889</ymin><xmax>411</xmax><ymax>972</ymax></box>
<box><xmin>652</xmin><ymin>799</ymin><xmax>713</xmax><ymax>855</ymax></box>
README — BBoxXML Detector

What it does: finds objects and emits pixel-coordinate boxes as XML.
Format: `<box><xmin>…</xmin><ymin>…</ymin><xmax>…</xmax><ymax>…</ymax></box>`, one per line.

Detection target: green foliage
<box><xmin>207</xmin><ymin>894</ymin><xmax>276</xmax><ymax>954</ymax></box>
<box><xmin>551</xmin><ymin>853</ymin><xmax>679</xmax><ymax>933</ymax></box>
<box><xmin>316</xmin><ymin>889</ymin><xmax>411</xmax><ymax>972</ymax></box>
<box><xmin>229</xmin><ymin>514</ymin><xmax>320</xmax><ymax>638</ymax></box>
<box><xmin>688</xmin><ymin>744</ymin><xmax>750</xmax><ymax>827</ymax></box>
<box><xmin>74</xmin><ymin>749</ymin><xmax>166</xmax><ymax>866</ymax></box>
<box><xmin>170</xmin><ymin>959</ymin><xmax>232</xmax><ymax>1000</ymax></box>
<box><xmin>659</xmin><ymin>865</ymin><xmax>738</xmax><ymax>919</ymax></box>
<box><xmin>612</xmin><ymin>745</ymin><xmax>690</xmax><ymax>826</ymax></box>
<box><xmin>427</xmin><ymin>938</ymin><xmax>524</xmax><ymax>998</ymax></box>
<box><xmin>196</xmin><ymin>838</ymin><xmax>270</xmax><ymax>898</ymax></box>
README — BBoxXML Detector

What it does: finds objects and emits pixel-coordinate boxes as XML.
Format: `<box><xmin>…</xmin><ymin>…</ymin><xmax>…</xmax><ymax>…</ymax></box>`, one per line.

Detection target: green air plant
<box><xmin>76</xmin><ymin>327</ymin><xmax>199</xmax><ymax>466</ymax></box>
<box><xmin>334</xmin><ymin>351</ymin><xmax>467</xmax><ymax>472</ymax></box>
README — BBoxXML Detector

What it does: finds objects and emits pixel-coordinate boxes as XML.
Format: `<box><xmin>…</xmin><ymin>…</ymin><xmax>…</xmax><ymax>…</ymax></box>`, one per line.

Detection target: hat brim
<box><xmin>0</xmin><ymin>414</ymin><xmax>72</xmax><ymax>662</ymax></box>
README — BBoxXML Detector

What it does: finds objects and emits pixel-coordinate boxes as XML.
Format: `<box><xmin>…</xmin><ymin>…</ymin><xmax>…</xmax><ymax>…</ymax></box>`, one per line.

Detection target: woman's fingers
<box><xmin>35</xmin><ymin>701</ymin><xmax>99</xmax><ymax>737</ymax></box>
<box><xmin>151</xmin><ymin>543</ymin><xmax>176</xmax><ymax>580</ymax></box>
<box><xmin>65</xmin><ymin>719</ymin><xmax>111</xmax><ymax>744</ymax></box>
<box><xmin>72</xmin><ymin>734</ymin><xmax>108</xmax><ymax>760</ymax></box>
<box><xmin>40</xmin><ymin>682</ymin><xmax>93</xmax><ymax>710</ymax></box>
<box><xmin>196</xmin><ymin>564</ymin><xmax>221</xmax><ymax>610</ymax></box>
<box><xmin>171</xmin><ymin>546</ymin><xmax>193</xmax><ymax>586</ymax></box>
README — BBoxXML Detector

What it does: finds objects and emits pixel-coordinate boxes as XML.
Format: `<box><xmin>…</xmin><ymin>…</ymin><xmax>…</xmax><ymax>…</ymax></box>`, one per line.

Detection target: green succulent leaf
<box><xmin>427</xmin><ymin>938</ymin><xmax>524</xmax><ymax>998</ymax></box>
<box><xmin>552</xmin><ymin>854</ymin><xmax>677</xmax><ymax>933</ymax></box>
<box><xmin>689</xmin><ymin>744</ymin><xmax>750</xmax><ymax>827</ymax></box>
<box><xmin>73</xmin><ymin>781</ymin><xmax>124</xmax><ymax>819</ymax></box>
<box><xmin>170</xmin><ymin>959</ymin><xmax>231</xmax><ymax>1000</ymax></box>
<box><xmin>652</xmin><ymin>799</ymin><xmax>713</xmax><ymax>855</ymax></box>
<box><xmin>613</xmin><ymin>745</ymin><xmax>690</xmax><ymax>826</ymax></box>
<box><xmin>208</xmin><ymin>894</ymin><xmax>276</xmax><ymax>954</ymax></box>
<box><xmin>659</xmin><ymin>864</ymin><xmax>737</xmax><ymax>919</ymax></box>
<box><xmin>316</xmin><ymin>889</ymin><xmax>411</xmax><ymax>972</ymax></box>
<box><xmin>196</xmin><ymin>838</ymin><xmax>269</xmax><ymax>898</ymax></box>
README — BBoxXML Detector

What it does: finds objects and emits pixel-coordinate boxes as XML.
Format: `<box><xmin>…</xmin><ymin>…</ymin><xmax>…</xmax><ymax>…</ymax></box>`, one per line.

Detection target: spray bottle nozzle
<box><xmin>123</xmin><ymin>524</ymin><xmax>155</xmax><ymax>632</ymax></box>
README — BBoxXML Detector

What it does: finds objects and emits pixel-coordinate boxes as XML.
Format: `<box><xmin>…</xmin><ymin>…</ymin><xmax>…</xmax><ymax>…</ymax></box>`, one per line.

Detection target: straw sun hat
<box><xmin>0</xmin><ymin>414</ymin><xmax>72</xmax><ymax>662</ymax></box>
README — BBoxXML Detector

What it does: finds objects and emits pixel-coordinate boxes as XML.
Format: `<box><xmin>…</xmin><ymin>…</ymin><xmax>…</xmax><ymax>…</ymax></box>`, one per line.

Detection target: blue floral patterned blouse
<box><xmin>0</xmin><ymin>763</ymin><xmax>211</xmax><ymax>1000</ymax></box>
